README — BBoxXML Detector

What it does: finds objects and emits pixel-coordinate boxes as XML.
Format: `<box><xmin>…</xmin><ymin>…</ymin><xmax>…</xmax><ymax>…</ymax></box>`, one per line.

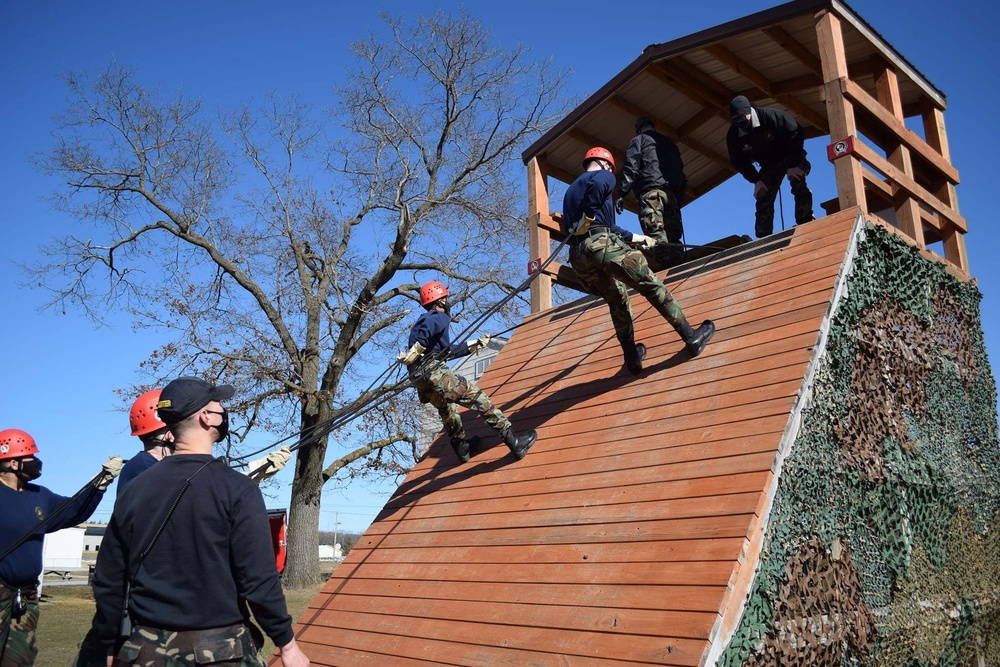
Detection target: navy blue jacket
<box><xmin>0</xmin><ymin>481</ymin><xmax>104</xmax><ymax>586</ymax></box>
<box><xmin>561</xmin><ymin>170</ymin><xmax>635</xmax><ymax>242</ymax></box>
<box><xmin>117</xmin><ymin>450</ymin><xmax>157</xmax><ymax>497</ymax></box>
<box><xmin>408</xmin><ymin>310</ymin><xmax>471</xmax><ymax>360</ymax></box>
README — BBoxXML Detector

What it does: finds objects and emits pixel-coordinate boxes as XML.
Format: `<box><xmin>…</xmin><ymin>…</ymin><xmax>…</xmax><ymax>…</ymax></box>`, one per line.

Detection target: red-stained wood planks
<box><xmin>283</xmin><ymin>209</ymin><xmax>860</xmax><ymax>666</ymax></box>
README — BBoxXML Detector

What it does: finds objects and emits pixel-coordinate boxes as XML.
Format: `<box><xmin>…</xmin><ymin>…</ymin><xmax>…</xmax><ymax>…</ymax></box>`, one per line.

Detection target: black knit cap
<box><xmin>156</xmin><ymin>376</ymin><xmax>235</xmax><ymax>424</ymax></box>
<box><xmin>729</xmin><ymin>95</ymin><xmax>752</xmax><ymax>118</ymax></box>
<box><xmin>634</xmin><ymin>116</ymin><xmax>653</xmax><ymax>133</ymax></box>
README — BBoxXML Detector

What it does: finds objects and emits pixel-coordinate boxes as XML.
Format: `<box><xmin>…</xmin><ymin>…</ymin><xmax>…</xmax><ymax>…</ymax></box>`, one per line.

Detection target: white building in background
<box><xmin>319</xmin><ymin>544</ymin><xmax>344</xmax><ymax>561</ymax></box>
<box><xmin>42</xmin><ymin>527</ymin><xmax>85</xmax><ymax>570</ymax></box>
<box><xmin>82</xmin><ymin>524</ymin><xmax>106</xmax><ymax>556</ymax></box>
<box><xmin>416</xmin><ymin>336</ymin><xmax>507</xmax><ymax>457</ymax></box>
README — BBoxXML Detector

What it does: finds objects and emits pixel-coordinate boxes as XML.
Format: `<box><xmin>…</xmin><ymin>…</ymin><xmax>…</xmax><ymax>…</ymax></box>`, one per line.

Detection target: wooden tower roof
<box><xmin>287</xmin><ymin>208</ymin><xmax>865</xmax><ymax>665</ymax></box>
<box><xmin>522</xmin><ymin>0</ymin><xmax>966</xmax><ymax>314</ymax></box>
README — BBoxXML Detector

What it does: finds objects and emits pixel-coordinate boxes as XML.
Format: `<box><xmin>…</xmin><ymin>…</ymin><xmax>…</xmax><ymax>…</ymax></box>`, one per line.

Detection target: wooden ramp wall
<box><xmin>288</xmin><ymin>209</ymin><xmax>862</xmax><ymax>666</ymax></box>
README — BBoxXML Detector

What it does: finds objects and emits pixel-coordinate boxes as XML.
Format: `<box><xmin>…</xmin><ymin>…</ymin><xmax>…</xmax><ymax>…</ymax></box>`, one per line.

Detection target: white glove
<box><xmin>786</xmin><ymin>167</ymin><xmax>806</xmax><ymax>181</ymax></box>
<box><xmin>247</xmin><ymin>446</ymin><xmax>292</xmax><ymax>483</ymax></box>
<box><xmin>397</xmin><ymin>341</ymin><xmax>426</xmax><ymax>365</ymax></box>
<box><xmin>630</xmin><ymin>234</ymin><xmax>656</xmax><ymax>249</ymax></box>
<box><xmin>573</xmin><ymin>214</ymin><xmax>595</xmax><ymax>236</ymax></box>
<box><xmin>753</xmin><ymin>180</ymin><xmax>769</xmax><ymax>198</ymax></box>
<box><xmin>94</xmin><ymin>455</ymin><xmax>124</xmax><ymax>491</ymax></box>
<box><xmin>469</xmin><ymin>334</ymin><xmax>491</xmax><ymax>353</ymax></box>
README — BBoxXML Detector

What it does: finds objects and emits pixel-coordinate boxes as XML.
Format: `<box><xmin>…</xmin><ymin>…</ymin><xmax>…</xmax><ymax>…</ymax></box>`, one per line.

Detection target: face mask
<box><xmin>206</xmin><ymin>410</ymin><xmax>230</xmax><ymax>442</ymax></box>
<box><xmin>735</xmin><ymin>116</ymin><xmax>750</xmax><ymax>130</ymax></box>
<box><xmin>18</xmin><ymin>457</ymin><xmax>43</xmax><ymax>482</ymax></box>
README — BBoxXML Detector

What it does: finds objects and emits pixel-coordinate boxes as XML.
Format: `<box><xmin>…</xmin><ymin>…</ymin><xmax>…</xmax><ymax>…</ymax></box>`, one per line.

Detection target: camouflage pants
<box><xmin>411</xmin><ymin>363</ymin><xmax>511</xmax><ymax>442</ymax></box>
<box><xmin>755</xmin><ymin>153</ymin><xmax>814</xmax><ymax>236</ymax></box>
<box><xmin>0</xmin><ymin>584</ymin><xmax>38</xmax><ymax>667</ymax></box>
<box><xmin>115</xmin><ymin>623</ymin><xmax>263</xmax><ymax>666</ymax></box>
<box><xmin>638</xmin><ymin>187</ymin><xmax>683</xmax><ymax>244</ymax></box>
<box><xmin>569</xmin><ymin>231</ymin><xmax>686</xmax><ymax>353</ymax></box>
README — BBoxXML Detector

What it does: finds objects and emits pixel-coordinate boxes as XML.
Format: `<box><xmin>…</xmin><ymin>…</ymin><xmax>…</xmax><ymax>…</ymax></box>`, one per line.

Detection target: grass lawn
<box><xmin>36</xmin><ymin>576</ymin><xmax>329</xmax><ymax>665</ymax></box>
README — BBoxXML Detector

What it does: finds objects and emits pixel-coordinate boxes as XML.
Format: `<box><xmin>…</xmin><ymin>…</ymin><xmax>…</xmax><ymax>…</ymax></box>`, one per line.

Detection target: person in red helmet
<box><xmin>0</xmin><ymin>429</ymin><xmax>121</xmax><ymax>666</ymax></box>
<box><xmin>116</xmin><ymin>389</ymin><xmax>174</xmax><ymax>495</ymax></box>
<box><xmin>400</xmin><ymin>281</ymin><xmax>536</xmax><ymax>463</ymax></box>
<box><xmin>562</xmin><ymin>147</ymin><xmax>714</xmax><ymax>374</ymax></box>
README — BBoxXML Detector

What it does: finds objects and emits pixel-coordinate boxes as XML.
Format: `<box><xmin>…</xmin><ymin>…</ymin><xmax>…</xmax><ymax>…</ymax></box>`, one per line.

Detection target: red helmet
<box><xmin>419</xmin><ymin>281</ymin><xmax>449</xmax><ymax>306</ymax></box>
<box><xmin>583</xmin><ymin>147</ymin><xmax>615</xmax><ymax>171</ymax></box>
<box><xmin>130</xmin><ymin>389</ymin><xmax>165</xmax><ymax>437</ymax></box>
<box><xmin>0</xmin><ymin>429</ymin><xmax>39</xmax><ymax>461</ymax></box>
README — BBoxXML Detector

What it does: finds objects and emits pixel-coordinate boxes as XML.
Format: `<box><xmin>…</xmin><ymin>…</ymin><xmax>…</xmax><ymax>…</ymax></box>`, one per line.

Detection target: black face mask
<box><xmin>206</xmin><ymin>410</ymin><xmax>230</xmax><ymax>442</ymax></box>
<box><xmin>17</xmin><ymin>457</ymin><xmax>43</xmax><ymax>482</ymax></box>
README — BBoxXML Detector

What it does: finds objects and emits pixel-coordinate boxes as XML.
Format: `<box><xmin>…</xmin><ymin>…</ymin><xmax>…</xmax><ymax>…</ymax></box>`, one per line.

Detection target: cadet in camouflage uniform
<box><xmin>0</xmin><ymin>429</ymin><xmax>118</xmax><ymax>667</ymax></box>
<box><xmin>616</xmin><ymin>116</ymin><xmax>688</xmax><ymax>268</ymax></box>
<box><xmin>726</xmin><ymin>95</ymin><xmax>814</xmax><ymax>238</ymax></box>
<box><xmin>564</xmin><ymin>148</ymin><xmax>715</xmax><ymax>375</ymax></box>
<box><xmin>402</xmin><ymin>282</ymin><xmax>537</xmax><ymax>462</ymax></box>
<box><xmin>89</xmin><ymin>378</ymin><xmax>309</xmax><ymax>667</ymax></box>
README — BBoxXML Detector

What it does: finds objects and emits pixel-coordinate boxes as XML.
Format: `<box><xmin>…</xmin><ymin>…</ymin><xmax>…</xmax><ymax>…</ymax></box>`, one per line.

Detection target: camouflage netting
<box><xmin>719</xmin><ymin>224</ymin><xmax>1000</xmax><ymax>667</ymax></box>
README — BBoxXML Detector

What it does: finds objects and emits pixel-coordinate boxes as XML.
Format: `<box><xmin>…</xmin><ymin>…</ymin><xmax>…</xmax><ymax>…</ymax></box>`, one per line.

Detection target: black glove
<box><xmin>614</xmin><ymin>198</ymin><xmax>624</xmax><ymax>215</ymax></box>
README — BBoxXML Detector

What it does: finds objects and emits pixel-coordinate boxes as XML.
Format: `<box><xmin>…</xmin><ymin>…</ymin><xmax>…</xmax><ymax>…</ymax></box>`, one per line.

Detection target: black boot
<box><xmin>502</xmin><ymin>428</ymin><xmax>537</xmax><ymax>460</ymax></box>
<box><xmin>623</xmin><ymin>342</ymin><xmax>646</xmax><ymax>375</ymax></box>
<box><xmin>449</xmin><ymin>435</ymin><xmax>479</xmax><ymax>464</ymax></box>
<box><xmin>676</xmin><ymin>319</ymin><xmax>715</xmax><ymax>356</ymax></box>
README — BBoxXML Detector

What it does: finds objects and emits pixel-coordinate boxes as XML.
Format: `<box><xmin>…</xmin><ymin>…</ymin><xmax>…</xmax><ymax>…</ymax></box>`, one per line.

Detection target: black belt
<box><xmin>568</xmin><ymin>226</ymin><xmax>612</xmax><ymax>244</ymax></box>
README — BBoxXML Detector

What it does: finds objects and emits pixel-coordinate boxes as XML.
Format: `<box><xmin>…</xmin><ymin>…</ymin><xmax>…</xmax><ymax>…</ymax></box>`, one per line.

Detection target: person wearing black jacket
<box><xmin>616</xmin><ymin>116</ymin><xmax>687</xmax><ymax>247</ymax></box>
<box><xmin>726</xmin><ymin>95</ymin><xmax>814</xmax><ymax>238</ymax></box>
<box><xmin>89</xmin><ymin>377</ymin><xmax>309</xmax><ymax>667</ymax></box>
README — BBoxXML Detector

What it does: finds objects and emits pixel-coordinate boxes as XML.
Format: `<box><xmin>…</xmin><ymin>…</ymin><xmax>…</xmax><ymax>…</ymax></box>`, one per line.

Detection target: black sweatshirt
<box><xmin>726</xmin><ymin>106</ymin><xmax>805</xmax><ymax>183</ymax></box>
<box><xmin>91</xmin><ymin>455</ymin><xmax>294</xmax><ymax>647</ymax></box>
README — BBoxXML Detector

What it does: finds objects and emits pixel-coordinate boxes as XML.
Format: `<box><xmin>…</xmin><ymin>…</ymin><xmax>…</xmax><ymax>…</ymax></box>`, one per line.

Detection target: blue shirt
<box><xmin>117</xmin><ymin>450</ymin><xmax>158</xmax><ymax>497</ymax></box>
<box><xmin>561</xmin><ymin>169</ymin><xmax>635</xmax><ymax>242</ymax></box>
<box><xmin>0</xmin><ymin>481</ymin><xmax>104</xmax><ymax>585</ymax></box>
<box><xmin>407</xmin><ymin>310</ymin><xmax>471</xmax><ymax>360</ymax></box>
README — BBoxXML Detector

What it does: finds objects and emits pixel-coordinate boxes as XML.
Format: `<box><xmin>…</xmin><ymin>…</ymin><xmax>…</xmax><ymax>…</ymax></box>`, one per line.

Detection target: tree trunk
<box><xmin>283</xmin><ymin>416</ymin><xmax>328</xmax><ymax>588</ymax></box>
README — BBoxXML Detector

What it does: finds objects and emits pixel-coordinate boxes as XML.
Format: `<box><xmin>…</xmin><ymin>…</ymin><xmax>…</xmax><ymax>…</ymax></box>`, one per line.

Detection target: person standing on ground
<box><xmin>564</xmin><ymin>147</ymin><xmax>715</xmax><ymax>374</ymax></box>
<box><xmin>616</xmin><ymin>116</ymin><xmax>688</xmax><ymax>268</ymax></box>
<box><xmin>0</xmin><ymin>429</ymin><xmax>120</xmax><ymax>667</ymax></box>
<box><xmin>400</xmin><ymin>281</ymin><xmax>537</xmax><ymax>463</ymax></box>
<box><xmin>89</xmin><ymin>377</ymin><xmax>309</xmax><ymax>667</ymax></box>
<box><xmin>726</xmin><ymin>95</ymin><xmax>814</xmax><ymax>238</ymax></box>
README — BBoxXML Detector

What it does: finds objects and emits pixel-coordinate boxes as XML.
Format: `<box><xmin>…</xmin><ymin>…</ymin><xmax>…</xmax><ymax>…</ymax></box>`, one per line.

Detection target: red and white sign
<box><xmin>527</xmin><ymin>258</ymin><xmax>541</xmax><ymax>275</ymax></box>
<box><xmin>827</xmin><ymin>136</ymin><xmax>855</xmax><ymax>161</ymax></box>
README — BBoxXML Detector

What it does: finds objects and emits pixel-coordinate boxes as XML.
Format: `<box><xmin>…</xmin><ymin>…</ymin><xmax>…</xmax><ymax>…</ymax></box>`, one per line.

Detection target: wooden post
<box><xmin>923</xmin><ymin>105</ymin><xmax>960</xmax><ymax>211</ymax></box>
<box><xmin>872</xmin><ymin>58</ymin><xmax>924</xmax><ymax>247</ymax></box>
<box><xmin>816</xmin><ymin>11</ymin><xmax>866</xmax><ymax>214</ymax></box>
<box><xmin>527</xmin><ymin>156</ymin><xmax>552</xmax><ymax>313</ymax></box>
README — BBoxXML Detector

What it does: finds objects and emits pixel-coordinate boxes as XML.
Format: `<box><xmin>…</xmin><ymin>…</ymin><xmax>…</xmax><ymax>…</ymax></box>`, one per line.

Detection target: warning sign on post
<box><xmin>827</xmin><ymin>136</ymin><xmax>855</xmax><ymax>161</ymax></box>
<box><xmin>527</xmin><ymin>258</ymin><xmax>541</xmax><ymax>275</ymax></box>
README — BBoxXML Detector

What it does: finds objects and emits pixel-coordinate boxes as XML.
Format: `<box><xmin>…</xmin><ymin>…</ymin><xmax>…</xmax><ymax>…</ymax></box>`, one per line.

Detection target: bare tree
<box><xmin>33</xmin><ymin>10</ymin><xmax>568</xmax><ymax>586</ymax></box>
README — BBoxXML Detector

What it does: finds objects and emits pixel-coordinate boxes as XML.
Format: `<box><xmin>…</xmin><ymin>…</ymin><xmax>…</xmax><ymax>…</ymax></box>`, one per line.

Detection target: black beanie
<box><xmin>729</xmin><ymin>95</ymin><xmax>751</xmax><ymax>118</ymax></box>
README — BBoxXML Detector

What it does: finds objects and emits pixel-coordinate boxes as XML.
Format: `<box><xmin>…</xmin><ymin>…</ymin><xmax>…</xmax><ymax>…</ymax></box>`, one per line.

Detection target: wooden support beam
<box><xmin>649</xmin><ymin>61</ymin><xmax>732</xmax><ymax>123</ymax></box>
<box><xmin>816</xmin><ymin>11</ymin><xmax>865</xmax><ymax>214</ymax></box>
<box><xmin>840</xmin><ymin>78</ymin><xmax>960</xmax><ymax>184</ymax></box>
<box><xmin>762</xmin><ymin>26</ymin><xmax>823</xmax><ymax>76</ymax></box>
<box><xmin>703</xmin><ymin>43</ymin><xmax>829</xmax><ymax>133</ymax></box>
<box><xmin>872</xmin><ymin>59</ymin><xmax>923</xmax><ymax>247</ymax></box>
<box><xmin>527</xmin><ymin>157</ymin><xmax>552</xmax><ymax>313</ymax></box>
<box><xmin>735</xmin><ymin>73</ymin><xmax>823</xmax><ymax>99</ymax></box>
<box><xmin>677</xmin><ymin>107</ymin><xmax>717</xmax><ymax>136</ymax></box>
<box><xmin>921</xmin><ymin>105</ymin><xmax>959</xmax><ymax>212</ymax></box>
<box><xmin>851</xmin><ymin>138</ymin><xmax>966</xmax><ymax>233</ymax></box>
<box><xmin>609</xmin><ymin>96</ymin><xmax>732</xmax><ymax>174</ymax></box>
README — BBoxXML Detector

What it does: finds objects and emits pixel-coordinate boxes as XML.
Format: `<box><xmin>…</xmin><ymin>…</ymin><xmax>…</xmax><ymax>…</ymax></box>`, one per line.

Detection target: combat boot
<box><xmin>501</xmin><ymin>428</ymin><xmax>537</xmax><ymax>460</ymax></box>
<box><xmin>675</xmin><ymin>319</ymin><xmax>715</xmax><ymax>357</ymax></box>
<box><xmin>450</xmin><ymin>435</ymin><xmax>480</xmax><ymax>464</ymax></box>
<box><xmin>623</xmin><ymin>342</ymin><xmax>646</xmax><ymax>375</ymax></box>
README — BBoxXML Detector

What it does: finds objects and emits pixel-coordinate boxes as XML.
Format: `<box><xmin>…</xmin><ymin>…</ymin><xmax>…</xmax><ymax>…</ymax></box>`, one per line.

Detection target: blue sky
<box><xmin>2</xmin><ymin>0</ymin><xmax>997</xmax><ymax>533</ymax></box>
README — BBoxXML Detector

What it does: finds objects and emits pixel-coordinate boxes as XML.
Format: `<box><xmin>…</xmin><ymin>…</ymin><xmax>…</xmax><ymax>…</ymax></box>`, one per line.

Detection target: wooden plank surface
<box><xmin>287</xmin><ymin>210</ymin><xmax>859</xmax><ymax>665</ymax></box>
